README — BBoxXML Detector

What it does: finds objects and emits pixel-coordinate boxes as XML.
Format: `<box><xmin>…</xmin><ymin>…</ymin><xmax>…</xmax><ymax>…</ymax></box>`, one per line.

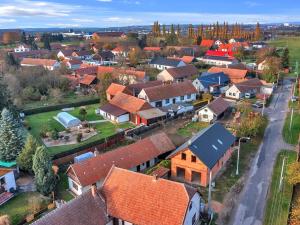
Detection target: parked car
<box><xmin>245</xmin><ymin>92</ymin><xmax>255</xmax><ymax>99</ymax></box>
<box><xmin>291</xmin><ymin>96</ymin><xmax>299</xmax><ymax>102</ymax></box>
<box><xmin>252</xmin><ymin>101</ymin><xmax>263</xmax><ymax>108</ymax></box>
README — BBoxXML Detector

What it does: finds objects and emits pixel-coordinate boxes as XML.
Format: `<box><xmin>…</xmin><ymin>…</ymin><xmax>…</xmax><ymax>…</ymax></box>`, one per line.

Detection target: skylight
<box><xmin>217</xmin><ymin>139</ymin><xmax>223</xmax><ymax>145</ymax></box>
<box><xmin>212</xmin><ymin>145</ymin><xmax>218</xmax><ymax>150</ymax></box>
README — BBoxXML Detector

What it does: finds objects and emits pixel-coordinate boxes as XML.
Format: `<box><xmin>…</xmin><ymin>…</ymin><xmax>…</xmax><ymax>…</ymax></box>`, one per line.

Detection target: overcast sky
<box><xmin>0</xmin><ymin>0</ymin><xmax>299</xmax><ymax>28</ymax></box>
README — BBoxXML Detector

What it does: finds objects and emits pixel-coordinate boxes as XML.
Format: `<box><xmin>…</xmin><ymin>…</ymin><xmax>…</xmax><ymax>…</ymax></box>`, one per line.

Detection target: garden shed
<box><xmin>57</xmin><ymin>112</ymin><xmax>81</xmax><ymax>128</ymax></box>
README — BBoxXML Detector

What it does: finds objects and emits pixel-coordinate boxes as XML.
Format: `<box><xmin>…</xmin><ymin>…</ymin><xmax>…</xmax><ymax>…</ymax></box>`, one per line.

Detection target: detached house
<box><xmin>138</xmin><ymin>81</ymin><xmax>197</xmax><ymax>108</ymax></box>
<box><xmin>193</xmin><ymin>72</ymin><xmax>230</xmax><ymax>94</ymax></box>
<box><xmin>20</xmin><ymin>58</ymin><xmax>60</xmax><ymax>70</ymax></box>
<box><xmin>34</xmin><ymin>167</ymin><xmax>204</xmax><ymax>225</ymax></box>
<box><xmin>150</xmin><ymin>57</ymin><xmax>186</xmax><ymax>70</ymax></box>
<box><xmin>208</xmin><ymin>67</ymin><xmax>248</xmax><ymax>84</ymax></box>
<box><xmin>66</xmin><ymin>132</ymin><xmax>175</xmax><ymax>195</ymax></box>
<box><xmin>72</xmin><ymin>50</ymin><xmax>93</xmax><ymax>60</ymax></box>
<box><xmin>168</xmin><ymin>123</ymin><xmax>235</xmax><ymax>187</ymax></box>
<box><xmin>157</xmin><ymin>65</ymin><xmax>198</xmax><ymax>82</ymax></box>
<box><xmin>0</xmin><ymin>168</ymin><xmax>17</xmax><ymax>204</ymax></box>
<box><xmin>105</xmin><ymin>83</ymin><xmax>126</xmax><ymax>101</ymax></box>
<box><xmin>225</xmin><ymin>78</ymin><xmax>263</xmax><ymax>100</ymax></box>
<box><xmin>199</xmin><ymin>55</ymin><xmax>238</xmax><ymax>66</ymax></box>
<box><xmin>196</xmin><ymin>97</ymin><xmax>231</xmax><ymax>123</ymax></box>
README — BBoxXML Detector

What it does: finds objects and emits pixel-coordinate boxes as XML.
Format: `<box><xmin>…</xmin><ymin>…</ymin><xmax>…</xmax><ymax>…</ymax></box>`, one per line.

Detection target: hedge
<box><xmin>22</xmin><ymin>98</ymin><xmax>100</xmax><ymax>115</ymax></box>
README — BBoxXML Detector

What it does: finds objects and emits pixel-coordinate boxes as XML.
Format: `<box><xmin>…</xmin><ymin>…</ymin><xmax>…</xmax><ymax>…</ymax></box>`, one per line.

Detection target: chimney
<box><xmin>91</xmin><ymin>185</ymin><xmax>97</xmax><ymax>197</ymax></box>
<box><xmin>153</xmin><ymin>174</ymin><xmax>158</xmax><ymax>181</ymax></box>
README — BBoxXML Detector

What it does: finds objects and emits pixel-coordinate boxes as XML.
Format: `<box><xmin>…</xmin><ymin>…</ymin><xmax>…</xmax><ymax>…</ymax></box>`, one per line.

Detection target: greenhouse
<box><xmin>57</xmin><ymin>112</ymin><xmax>81</xmax><ymax>128</ymax></box>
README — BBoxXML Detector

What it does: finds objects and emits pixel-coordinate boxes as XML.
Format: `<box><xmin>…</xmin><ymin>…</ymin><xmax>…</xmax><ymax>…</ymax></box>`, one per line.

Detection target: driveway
<box><xmin>229</xmin><ymin>79</ymin><xmax>294</xmax><ymax>225</ymax></box>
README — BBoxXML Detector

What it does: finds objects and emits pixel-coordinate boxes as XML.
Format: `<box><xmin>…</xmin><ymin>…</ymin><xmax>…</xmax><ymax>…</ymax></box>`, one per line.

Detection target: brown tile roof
<box><xmin>79</xmin><ymin>75</ymin><xmax>97</xmax><ymax>86</ymax></box>
<box><xmin>75</xmin><ymin>66</ymin><xmax>98</xmax><ymax>76</ymax></box>
<box><xmin>101</xmin><ymin>167</ymin><xmax>197</xmax><ymax>225</ymax></box>
<box><xmin>99</xmin><ymin>103</ymin><xmax>128</xmax><ymax>117</ymax></box>
<box><xmin>142</xmin><ymin>80</ymin><xmax>197</xmax><ymax>102</ymax></box>
<box><xmin>98</xmin><ymin>66</ymin><xmax>146</xmax><ymax>81</ymax></box>
<box><xmin>181</xmin><ymin>56</ymin><xmax>195</xmax><ymax>64</ymax></box>
<box><xmin>32</xmin><ymin>189</ymin><xmax>109</xmax><ymax>225</ymax></box>
<box><xmin>110</xmin><ymin>92</ymin><xmax>152</xmax><ymax>113</ymax></box>
<box><xmin>149</xmin><ymin>166</ymin><xmax>170</xmax><ymax>178</ymax></box>
<box><xmin>166</xmin><ymin>65</ymin><xmax>198</xmax><ymax>79</ymax></box>
<box><xmin>21</xmin><ymin>58</ymin><xmax>58</xmax><ymax>67</ymax></box>
<box><xmin>106</xmin><ymin>83</ymin><xmax>126</xmax><ymax>96</ymax></box>
<box><xmin>124</xmin><ymin>80</ymin><xmax>163</xmax><ymax>96</ymax></box>
<box><xmin>67</xmin><ymin>132</ymin><xmax>175</xmax><ymax>187</ymax></box>
<box><xmin>208</xmin><ymin>67</ymin><xmax>248</xmax><ymax>84</ymax></box>
<box><xmin>206</xmin><ymin>97</ymin><xmax>230</xmax><ymax>116</ymax></box>
<box><xmin>73</xmin><ymin>50</ymin><xmax>92</xmax><ymax>57</ymax></box>
<box><xmin>0</xmin><ymin>168</ymin><xmax>12</xmax><ymax>177</ymax></box>
<box><xmin>235</xmin><ymin>78</ymin><xmax>263</xmax><ymax>93</ymax></box>
<box><xmin>143</xmin><ymin>47</ymin><xmax>161</xmax><ymax>51</ymax></box>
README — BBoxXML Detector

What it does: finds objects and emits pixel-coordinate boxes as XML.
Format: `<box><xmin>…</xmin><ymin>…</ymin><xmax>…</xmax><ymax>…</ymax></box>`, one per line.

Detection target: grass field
<box><xmin>177</xmin><ymin>122</ymin><xmax>209</xmax><ymax>137</ymax></box>
<box><xmin>26</xmin><ymin>104</ymin><xmax>134</xmax><ymax>156</ymax></box>
<box><xmin>269</xmin><ymin>37</ymin><xmax>300</xmax><ymax>72</ymax></box>
<box><xmin>0</xmin><ymin>192</ymin><xmax>50</xmax><ymax>225</ymax></box>
<box><xmin>263</xmin><ymin>150</ymin><xmax>297</xmax><ymax>225</ymax></box>
<box><xmin>282</xmin><ymin>112</ymin><xmax>300</xmax><ymax>145</ymax></box>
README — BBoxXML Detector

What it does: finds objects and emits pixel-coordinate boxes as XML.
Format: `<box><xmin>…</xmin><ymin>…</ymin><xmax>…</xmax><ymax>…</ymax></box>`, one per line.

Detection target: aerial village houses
<box><xmin>208</xmin><ymin>67</ymin><xmax>249</xmax><ymax>84</ymax></box>
<box><xmin>199</xmin><ymin>55</ymin><xmax>239</xmax><ymax>66</ymax></box>
<box><xmin>66</xmin><ymin>132</ymin><xmax>175</xmax><ymax>195</ymax></box>
<box><xmin>196</xmin><ymin>97</ymin><xmax>231</xmax><ymax>123</ymax></box>
<box><xmin>34</xmin><ymin>167</ymin><xmax>204</xmax><ymax>225</ymax></box>
<box><xmin>20</xmin><ymin>58</ymin><xmax>60</xmax><ymax>70</ymax></box>
<box><xmin>150</xmin><ymin>56</ymin><xmax>186</xmax><ymax>70</ymax></box>
<box><xmin>168</xmin><ymin>123</ymin><xmax>235</xmax><ymax>187</ymax></box>
<box><xmin>193</xmin><ymin>72</ymin><xmax>230</xmax><ymax>94</ymax></box>
<box><xmin>138</xmin><ymin>81</ymin><xmax>198</xmax><ymax>108</ymax></box>
<box><xmin>225</xmin><ymin>78</ymin><xmax>263</xmax><ymax>100</ymax></box>
<box><xmin>157</xmin><ymin>65</ymin><xmax>198</xmax><ymax>82</ymax></box>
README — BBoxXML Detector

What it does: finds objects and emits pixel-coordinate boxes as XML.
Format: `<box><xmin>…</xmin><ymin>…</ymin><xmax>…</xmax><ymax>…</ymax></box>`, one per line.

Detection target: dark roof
<box><xmin>198</xmin><ymin>72</ymin><xmax>229</xmax><ymax>88</ymax></box>
<box><xmin>235</xmin><ymin>78</ymin><xmax>263</xmax><ymax>92</ymax></box>
<box><xmin>142</xmin><ymin>81</ymin><xmax>197</xmax><ymax>102</ymax></box>
<box><xmin>32</xmin><ymin>190</ymin><xmax>109</xmax><ymax>225</ymax></box>
<box><xmin>206</xmin><ymin>97</ymin><xmax>231</xmax><ymax>115</ymax></box>
<box><xmin>166</xmin><ymin>65</ymin><xmax>198</xmax><ymax>79</ymax></box>
<box><xmin>100</xmin><ymin>103</ymin><xmax>128</xmax><ymax>117</ymax></box>
<box><xmin>97</xmin><ymin>51</ymin><xmax>114</xmax><ymax>60</ymax></box>
<box><xmin>124</xmin><ymin>80</ymin><xmax>163</xmax><ymax>96</ymax></box>
<box><xmin>168</xmin><ymin>123</ymin><xmax>235</xmax><ymax>169</ymax></box>
<box><xmin>150</xmin><ymin>57</ymin><xmax>184</xmax><ymax>67</ymax></box>
<box><xmin>94</xmin><ymin>31</ymin><xmax>124</xmax><ymax>37</ymax></box>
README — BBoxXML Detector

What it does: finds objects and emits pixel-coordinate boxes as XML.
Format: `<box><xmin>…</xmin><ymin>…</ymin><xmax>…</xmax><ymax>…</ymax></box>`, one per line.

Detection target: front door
<box><xmin>173</xmin><ymin>98</ymin><xmax>176</xmax><ymax>104</ymax></box>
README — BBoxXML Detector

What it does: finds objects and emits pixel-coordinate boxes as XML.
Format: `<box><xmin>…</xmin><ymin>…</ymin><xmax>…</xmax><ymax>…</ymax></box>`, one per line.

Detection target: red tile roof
<box><xmin>79</xmin><ymin>75</ymin><xmax>97</xmax><ymax>86</ymax></box>
<box><xmin>101</xmin><ymin>167</ymin><xmax>197</xmax><ymax>225</ymax></box>
<box><xmin>75</xmin><ymin>66</ymin><xmax>98</xmax><ymax>76</ymax></box>
<box><xmin>208</xmin><ymin>67</ymin><xmax>248</xmax><ymax>84</ymax></box>
<box><xmin>110</xmin><ymin>92</ymin><xmax>152</xmax><ymax>113</ymax></box>
<box><xmin>21</xmin><ymin>58</ymin><xmax>57</xmax><ymax>67</ymax></box>
<box><xmin>67</xmin><ymin>132</ymin><xmax>175</xmax><ymax>186</ymax></box>
<box><xmin>142</xmin><ymin>80</ymin><xmax>197</xmax><ymax>102</ymax></box>
<box><xmin>149</xmin><ymin>166</ymin><xmax>170</xmax><ymax>178</ymax></box>
<box><xmin>143</xmin><ymin>47</ymin><xmax>161</xmax><ymax>52</ymax></box>
<box><xmin>98</xmin><ymin>66</ymin><xmax>146</xmax><ymax>81</ymax></box>
<box><xmin>181</xmin><ymin>56</ymin><xmax>195</xmax><ymax>64</ymax></box>
<box><xmin>200</xmin><ymin>39</ymin><xmax>215</xmax><ymax>48</ymax></box>
<box><xmin>106</xmin><ymin>83</ymin><xmax>126</xmax><ymax>96</ymax></box>
<box><xmin>206</xmin><ymin>50</ymin><xmax>235</xmax><ymax>57</ymax></box>
<box><xmin>0</xmin><ymin>168</ymin><xmax>12</xmax><ymax>177</ymax></box>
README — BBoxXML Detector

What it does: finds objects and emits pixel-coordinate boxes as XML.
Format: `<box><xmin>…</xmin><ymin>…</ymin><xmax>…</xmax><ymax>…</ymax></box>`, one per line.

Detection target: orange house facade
<box><xmin>168</xmin><ymin>123</ymin><xmax>235</xmax><ymax>187</ymax></box>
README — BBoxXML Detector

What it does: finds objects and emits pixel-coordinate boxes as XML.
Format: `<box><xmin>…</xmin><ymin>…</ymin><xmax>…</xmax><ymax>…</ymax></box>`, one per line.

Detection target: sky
<box><xmin>0</xmin><ymin>0</ymin><xmax>299</xmax><ymax>29</ymax></box>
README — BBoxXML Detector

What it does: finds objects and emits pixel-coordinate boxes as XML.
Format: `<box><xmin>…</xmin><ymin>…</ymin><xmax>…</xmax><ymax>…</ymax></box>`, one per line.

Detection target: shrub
<box><xmin>76</xmin><ymin>133</ymin><xmax>83</xmax><ymax>143</ymax></box>
<box><xmin>51</xmin><ymin>130</ymin><xmax>59</xmax><ymax>140</ymax></box>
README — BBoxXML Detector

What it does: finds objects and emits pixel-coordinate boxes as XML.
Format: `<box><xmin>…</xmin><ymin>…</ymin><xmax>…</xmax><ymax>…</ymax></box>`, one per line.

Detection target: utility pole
<box><xmin>236</xmin><ymin>137</ymin><xmax>251</xmax><ymax>175</ymax></box>
<box><xmin>279</xmin><ymin>157</ymin><xmax>286</xmax><ymax>191</ymax></box>
<box><xmin>208</xmin><ymin>171</ymin><xmax>212</xmax><ymax>210</ymax></box>
<box><xmin>262</xmin><ymin>94</ymin><xmax>266</xmax><ymax>116</ymax></box>
<box><xmin>290</xmin><ymin>108</ymin><xmax>294</xmax><ymax>131</ymax></box>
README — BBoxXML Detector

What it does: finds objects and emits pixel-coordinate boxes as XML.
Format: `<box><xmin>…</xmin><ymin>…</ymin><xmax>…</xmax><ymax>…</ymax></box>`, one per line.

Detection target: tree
<box><xmin>0</xmin><ymin>108</ymin><xmax>24</xmax><ymax>161</ymax></box>
<box><xmin>234</xmin><ymin>47</ymin><xmax>245</xmax><ymax>61</ymax></box>
<box><xmin>17</xmin><ymin>135</ymin><xmax>39</xmax><ymax>173</ymax></box>
<box><xmin>0</xmin><ymin>74</ymin><xmax>14</xmax><ymax>112</ymax></box>
<box><xmin>166</xmin><ymin>24</ymin><xmax>178</xmax><ymax>46</ymax></box>
<box><xmin>128</xmin><ymin>47</ymin><xmax>142</xmax><ymax>66</ymax></box>
<box><xmin>281</xmin><ymin>48</ymin><xmax>290</xmax><ymax>69</ymax></box>
<box><xmin>262</xmin><ymin>56</ymin><xmax>281</xmax><ymax>83</ymax></box>
<box><xmin>99</xmin><ymin>72</ymin><xmax>114</xmax><ymax>104</ymax></box>
<box><xmin>79</xmin><ymin>108</ymin><xmax>87</xmax><ymax>121</ymax></box>
<box><xmin>4</xmin><ymin>53</ymin><xmax>19</xmax><ymax>68</ymax></box>
<box><xmin>20</xmin><ymin>32</ymin><xmax>27</xmax><ymax>44</ymax></box>
<box><xmin>255</xmin><ymin>22</ymin><xmax>262</xmax><ymax>41</ymax></box>
<box><xmin>43</xmin><ymin>34</ymin><xmax>51</xmax><ymax>50</ymax></box>
<box><xmin>32</xmin><ymin>146</ymin><xmax>56</xmax><ymax>195</ymax></box>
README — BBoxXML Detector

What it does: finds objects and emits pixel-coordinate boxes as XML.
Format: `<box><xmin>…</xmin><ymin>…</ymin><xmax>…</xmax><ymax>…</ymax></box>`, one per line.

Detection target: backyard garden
<box><xmin>25</xmin><ymin>104</ymin><xmax>134</xmax><ymax>156</ymax></box>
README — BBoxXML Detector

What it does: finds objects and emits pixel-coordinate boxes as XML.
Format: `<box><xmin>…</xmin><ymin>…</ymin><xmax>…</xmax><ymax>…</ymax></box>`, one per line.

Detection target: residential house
<box><xmin>94</xmin><ymin>51</ymin><xmax>115</xmax><ymax>63</ymax></box>
<box><xmin>20</xmin><ymin>58</ymin><xmax>60</xmax><ymax>70</ymax></box>
<box><xmin>168</xmin><ymin>123</ymin><xmax>235</xmax><ymax>186</ymax></box>
<box><xmin>106</xmin><ymin>83</ymin><xmax>126</xmax><ymax>101</ymax></box>
<box><xmin>258</xmin><ymin>59</ymin><xmax>268</xmax><ymax>71</ymax></box>
<box><xmin>200</xmin><ymin>55</ymin><xmax>238</xmax><ymax>66</ymax></box>
<box><xmin>92</xmin><ymin>32</ymin><xmax>126</xmax><ymax>41</ymax></box>
<box><xmin>193</xmin><ymin>72</ymin><xmax>230</xmax><ymax>94</ymax></box>
<box><xmin>251</xmin><ymin>42</ymin><xmax>267</xmax><ymax>49</ymax></box>
<box><xmin>200</xmin><ymin>39</ymin><xmax>215</xmax><ymax>48</ymax></box>
<box><xmin>66</xmin><ymin>132</ymin><xmax>175</xmax><ymax>195</ymax></box>
<box><xmin>228</xmin><ymin>38</ymin><xmax>245</xmax><ymax>44</ymax></box>
<box><xmin>149</xmin><ymin>57</ymin><xmax>186</xmax><ymax>70</ymax></box>
<box><xmin>14</xmin><ymin>44</ymin><xmax>30</xmax><ymax>52</ymax></box>
<box><xmin>112</xmin><ymin>46</ymin><xmax>129</xmax><ymax>57</ymax></box>
<box><xmin>72</xmin><ymin>50</ymin><xmax>93</xmax><ymax>60</ymax></box>
<box><xmin>196</xmin><ymin>97</ymin><xmax>231</xmax><ymax>123</ymax></box>
<box><xmin>123</xmin><ymin>80</ymin><xmax>163</xmax><ymax>97</ymax></box>
<box><xmin>63</xmin><ymin>58</ymin><xmax>82</xmax><ymax>70</ymax></box>
<box><xmin>205</xmin><ymin>50</ymin><xmax>235</xmax><ymax>58</ymax></box>
<box><xmin>214</xmin><ymin>39</ymin><xmax>223</xmax><ymax>46</ymax></box>
<box><xmin>11</xmin><ymin>49</ymin><xmax>50</xmax><ymax>60</ymax></box>
<box><xmin>74</xmin><ymin>66</ymin><xmax>98</xmax><ymax>76</ymax></box>
<box><xmin>57</xmin><ymin>49</ymin><xmax>74</xmax><ymax>60</ymax></box>
<box><xmin>181</xmin><ymin>56</ymin><xmax>197</xmax><ymax>64</ymax></box>
<box><xmin>34</xmin><ymin>167</ymin><xmax>204</xmax><ymax>225</ymax></box>
<box><xmin>143</xmin><ymin>46</ymin><xmax>161</xmax><ymax>52</ymax></box>
<box><xmin>225</xmin><ymin>78</ymin><xmax>263</xmax><ymax>100</ymax></box>
<box><xmin>0</xmin><ymin>168</ymin><xmax>17</xmax><ymax>205</ymax></box>
<box><xmin>99</xmin><ymin>92</ymin><xmax>152</xmax><ymax>124</ymax></box>
<box><xmin>138</xmin><ymin>81</ymin><xmax>197</xmax><ymax>108</ymax></box>
<box><xmin>208</xmin><ymin>67</ymin><xmax>249</xmax><ymax>84</ymax></box>
<box><xmin>157</xmin><ymin>65</ymin><xmax>198</xmax><ymax>82</ymax></box>
<box><xmin>79</xmin><ymin>75</ymin><xmax>97</xmax><ymax>88</ymax></box>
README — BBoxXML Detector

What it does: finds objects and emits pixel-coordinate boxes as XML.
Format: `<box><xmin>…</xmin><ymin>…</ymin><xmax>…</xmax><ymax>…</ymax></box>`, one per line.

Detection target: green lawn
<box><xmin>55</xmin><ymin>173</ymin><xmax>74</xmax><ymax>202</ymax></box>
<box><xmin>0</xmin><ymin>192</ymin><xmax>50</xmax><ymax>225</ymax></box>
<box><xmin>26</xmin><ymin>104</ymin><xmax>134</xmax><ymax>156</ymax></box>
<box><xmin>269</xmin><ymin>37</ymin><xmax>300</xmax><ymax>72</ymax></box>
<box><xmin>177</xmin><ymin>122</ymin><xmax>209</xmax><ymax>137</ymax></box>
<box><xmin>282</xmin><ymin>112</ymin><xmax>300</xmax><ymax>145</ymax></box>
<box><xmin>264</xmin><ymin>150</ymin><xmax>297</xmax><ymax>225</ymax></box>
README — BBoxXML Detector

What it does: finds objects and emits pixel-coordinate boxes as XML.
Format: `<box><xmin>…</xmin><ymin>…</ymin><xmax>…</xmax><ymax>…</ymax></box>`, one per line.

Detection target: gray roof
<box><xmin>150</xmin><ymin>57</ymin><xmax>183</xmax><ymax>67</ymax></box>
<box><xmin>168</xmin><ymin>123</ymin><xmax>235</xmax><ymax>169</ymax></box>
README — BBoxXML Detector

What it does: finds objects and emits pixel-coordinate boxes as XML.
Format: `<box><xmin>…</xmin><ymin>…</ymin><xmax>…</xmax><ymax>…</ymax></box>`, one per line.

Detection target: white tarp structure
<box><xmin>57</xmin><ymin>112</ymin><xmax>81</xmax><ymax>128</ymax></box>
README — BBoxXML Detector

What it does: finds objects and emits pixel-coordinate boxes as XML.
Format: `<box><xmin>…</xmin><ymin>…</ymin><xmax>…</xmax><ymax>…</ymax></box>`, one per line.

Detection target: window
<box><xmin>187</xmin><ymin>94</ymin><xmax>191</xmax><ymax>99</ymax></box>
<box><xmin>203</xmin><ymin>114</ymin><xmax>208</xmax><ymax>119</ymax></box>
<box><xmin>191</xmin><ymin>155</ymin><xmax>197</xmax><ymax>163</ymax></box>
<box><xmin>180</xmin><ymin>96</ymin><xmax>184</xmax><ymax>100</ymax></box>
<box><xmin>229</xmin><ymin>92</ymin><xmax>232</xmax><ymax>96</ymax></box>
<box><xmin>189</xmin><ymin>202</ymin><xmax>193</xmax><ymax>211</ymax></box>
<box><xmin>166</xmin><ymin>99</ymin><xmax>170</xmax><ymax>104</ymax></box>
<box><xmin>181</xmin><ymin>153</ymin><xmax>186</xmax><ymax>160</ymax></box>
<box><xmin>233</xmin><ymin>93</ymin><xmax>236</xmax><ymax>96</ymax></box>
<box><xmin>192</xmin><ymin>214</ymin><xmax>196</xmax><ymax>225</ymax></box>
<box><xmin>72</xmin><ymin>181</ymin><xmax>79</xmax><ymax>191</ymax></box>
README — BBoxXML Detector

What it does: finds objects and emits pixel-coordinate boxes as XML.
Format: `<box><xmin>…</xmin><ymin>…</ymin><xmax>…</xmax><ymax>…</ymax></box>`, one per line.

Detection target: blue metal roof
<box><xmin>198</xmin><ymin>72</ymin><xmax>229</xmax><ymax>88</ymax></box>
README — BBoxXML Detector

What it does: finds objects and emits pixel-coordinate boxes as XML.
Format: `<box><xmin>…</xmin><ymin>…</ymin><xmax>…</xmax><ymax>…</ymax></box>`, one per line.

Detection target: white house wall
<box><xmin>148</xmin><ymin>93</ymin><xmax>197</xmax><ymax>107</ymax></box>
<box><xmin>68</xmin><ymin>177</ymin><xmax>90</xmax><ymax>196</ymax></box>
<box><xmin>183</xmin><ymin>193</ymin><xmax>202</xmax><ymax>225</ymax></box>
<box><xmin>197</xmin><ymin>107</ymin><xmax>215</xmax><ymax>123</ymax></box>
<box><xmin>1</xmin><ymin>171</ymin><xmax>16</xmax><ymax>191</ymax></box>
<box><xmin>157</xmin><ymin>70</ymin><xmax>174</xmax><ymax>82</ymax></box>
<box><xmin>225</xmin><ymin>85</ymin><xmax>241</xmax><ymax>100</ymax></box>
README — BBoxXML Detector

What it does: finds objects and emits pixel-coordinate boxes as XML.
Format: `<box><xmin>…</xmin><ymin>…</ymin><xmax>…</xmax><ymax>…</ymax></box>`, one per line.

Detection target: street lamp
<box><xmin>236</xmin><ymin>137</ymin><xmax>251</xmax><ymax>176</ymax></box>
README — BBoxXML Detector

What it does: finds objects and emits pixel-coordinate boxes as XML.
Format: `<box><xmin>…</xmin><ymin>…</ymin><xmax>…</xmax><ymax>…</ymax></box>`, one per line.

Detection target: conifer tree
<box><xmin>17</xmin><ymin>135</ymin><xmax>39</xmax><ymax>172</ymax></box>
<box><xmin>281</xmin><ymin>48</ymin><xmax>290</xmax><ymax>69</ymax></box>
<box><xmin>0</xmin><ymin>108</ymin><xmax>24</xmax><ymax>162</ymax></box>
<box><xmin>255</xmin><ymin>22</ymin><xmax>262</xmax><ymax>41</ymax></box>
<box><xmin>32</xmin><ymin>146</ymin><xmax>56</xmax><ymax>195</ymax></box>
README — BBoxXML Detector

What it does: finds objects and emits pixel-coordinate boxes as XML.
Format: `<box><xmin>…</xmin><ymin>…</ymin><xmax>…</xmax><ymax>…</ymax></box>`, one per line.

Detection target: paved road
<box><xmin>230</xmin><ymin>79</ymin><xmax>293</xmax><ymax>225</ymax></box>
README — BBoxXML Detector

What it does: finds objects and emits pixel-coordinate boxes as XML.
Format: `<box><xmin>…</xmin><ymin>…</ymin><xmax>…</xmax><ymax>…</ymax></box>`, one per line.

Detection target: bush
<box><xmin>76</xmin><ymin>133</ymin><xmax>83</xmax><ymax>143</ymax></box>
<box><xmin>51</xmin><ymin>130</ymin><xmax>59</xmax><ymax>140</ymax></box>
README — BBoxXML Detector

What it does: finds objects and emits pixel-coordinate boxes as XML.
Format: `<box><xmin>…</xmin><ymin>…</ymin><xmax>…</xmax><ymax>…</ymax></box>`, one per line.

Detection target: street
<box><xmin>230</xmin><ymin>79</ymin><xmax>294</xmax><ymax>225</ymax></box>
